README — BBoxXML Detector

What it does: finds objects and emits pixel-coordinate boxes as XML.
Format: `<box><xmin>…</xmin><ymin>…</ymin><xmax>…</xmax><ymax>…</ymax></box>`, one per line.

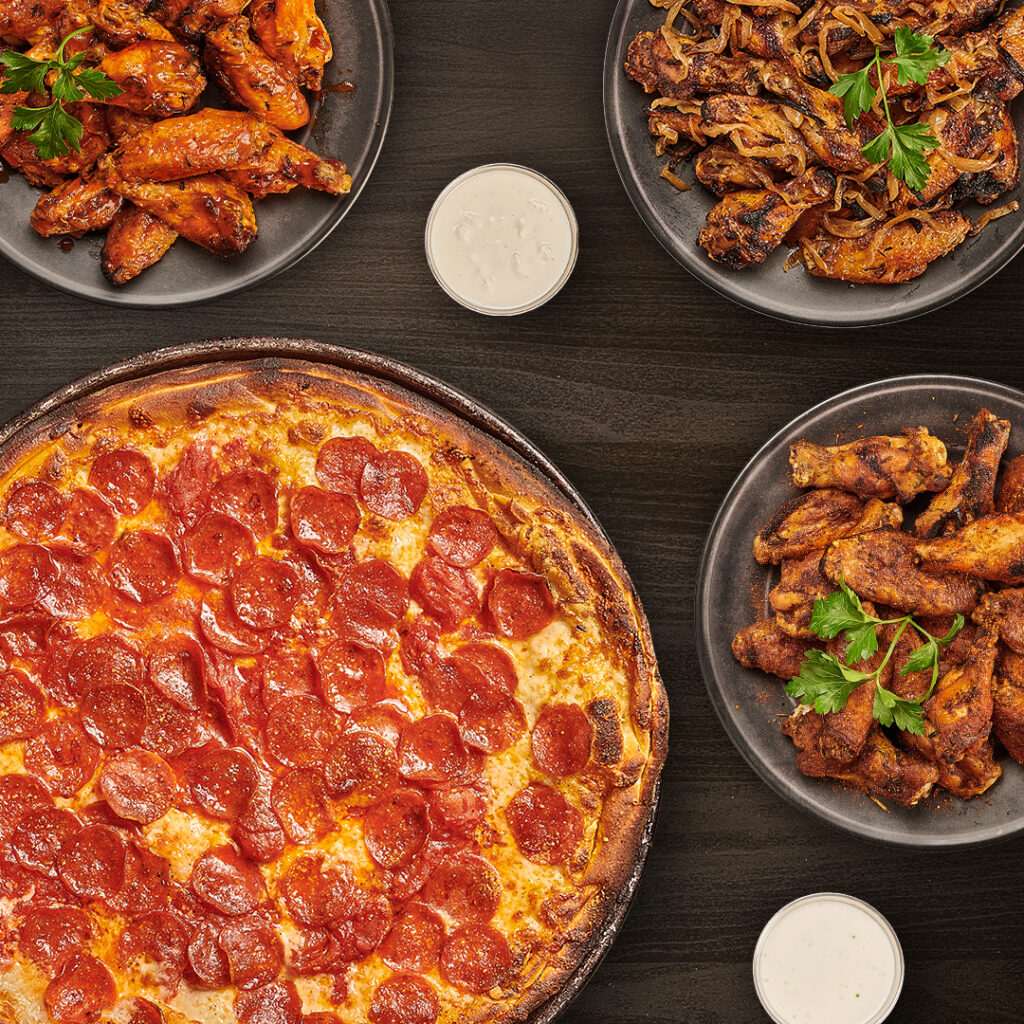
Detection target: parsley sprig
<box><xmin>785</xmin><ymin>578</ymin><xmax>963</xmax><ymax>735</ymax></box>
<box><xmin>0</xmin><ymin>27</ymin><xmax>123</xmax><ymax>161</ymax></box>
<box><xmin>829</xmin><ymin>26</ymin><xmax>951</xmax><ymax>191</ymax></box>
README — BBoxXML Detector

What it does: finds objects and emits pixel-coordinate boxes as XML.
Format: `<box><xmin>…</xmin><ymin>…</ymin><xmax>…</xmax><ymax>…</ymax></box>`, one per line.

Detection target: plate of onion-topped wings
<box><xmin>0</xmin><ymin>0</ymin><xmax>393</xmax><ymax>306</ymax></box>
<box><xmin>698</xmin><ymin>376</ymin><xmax>1024</xmax><ymax>848</ymax></box>
<box><xmin>605</xmin><ymin>0</ymin><xmax>1024</xmax><ymax>326</ymax></box>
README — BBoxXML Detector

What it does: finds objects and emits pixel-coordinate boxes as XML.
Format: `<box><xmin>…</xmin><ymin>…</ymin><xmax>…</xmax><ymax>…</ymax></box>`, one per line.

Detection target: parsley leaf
<box><xmin>901</xmin><ymin>638</ymin><xmax>939</xmax><ymax>677</ymax></box>
<box><xmin>891</xmin><ymin>27</ymin><xmax>951</xmax><ymax>85</ymax></box>
<box><xmin>873</xmin><ymin>684</ymin><xmax>926</xmax><ymax>734</ymax></box>
<box><xmin>888</xmin><ymin>121</ymin><xmax>942</xmax><ymax>191</ymax></box>
<box><xmin>74</xmin><ymin>66</ymin><xmax>124</xmax><ymax>101</ymax></box>
<box><xmin>808</xmin><ymin>579</ymin><xmax>873</xmax><ymax>639</ymax></box>
<box><xmin>786</xmin><ymin>649</ymin><xmax>873</xmax><ymax>715</ymax></box>
<box><xmin>0</xmin><ymin>51</ymin><xmax>49</xmax><ymax>95</ymax></box>
<box><xmin>830</xmin><ymin>65</ymin><xmax>876</xmax><ymax>127</ymax></box>
<box><xmin>935</xmin><ymin>614</ymin><xmax>965</xmax><ymax>646</ymax></box>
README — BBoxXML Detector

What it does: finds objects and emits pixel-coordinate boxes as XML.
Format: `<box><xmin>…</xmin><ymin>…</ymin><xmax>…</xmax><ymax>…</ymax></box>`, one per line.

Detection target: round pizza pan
<box><xmin>0</xmin><ymin>337</ymin><xmax>667</xmax><ymax>1024</ymax></box>
<box><xmin>697</xmin><ymin>374</ymin><xmax>1024</xmax><ymax>848</ymax></box>
<box><xmin>0</xmin><ymin>0</ymin><xmax>393</xmax><ymax>308</ymax></box>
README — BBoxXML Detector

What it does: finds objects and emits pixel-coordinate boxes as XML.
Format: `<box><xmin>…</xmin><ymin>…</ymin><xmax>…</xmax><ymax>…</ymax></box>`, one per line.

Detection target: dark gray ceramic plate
<box><xmin>604</xmin><ymin>0</ymin><xmax>1024</xmax><ymax>327</ymax></box>
<box><xmin>697</xmin><ymin>375</ymin><xmax>1024</xmax><ymax>848</ymax></box>
<box><xmin>0</xmin><ymin>0</ymin><xmax>393</xmax><ymax>308</ymax></box>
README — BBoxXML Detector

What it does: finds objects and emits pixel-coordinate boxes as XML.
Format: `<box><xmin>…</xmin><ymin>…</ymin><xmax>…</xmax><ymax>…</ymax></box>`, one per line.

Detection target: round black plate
<box><xmin>604</xmin><ymin>0</ymin><xmax>1024</xmax><ymax>327</ymax></box>
<box><xmin>697</xmin><ymin>375</ymin><xmax>1024</xmax><ymax>848</ymax></box>
<box><xmin>0</xmin><ymin>0</ymin><xmax>393</xmax><ymax>308</ymax></box>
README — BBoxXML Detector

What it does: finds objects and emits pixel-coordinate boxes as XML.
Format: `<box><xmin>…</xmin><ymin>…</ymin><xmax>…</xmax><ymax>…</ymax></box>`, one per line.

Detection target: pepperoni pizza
<box><xmin>0</xmin><ymin>359</ymin><xmax>667</xmax><ymax>1024</ymax></box>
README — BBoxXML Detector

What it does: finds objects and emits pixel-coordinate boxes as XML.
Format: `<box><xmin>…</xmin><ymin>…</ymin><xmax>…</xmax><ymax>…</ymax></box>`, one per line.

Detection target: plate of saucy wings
<box><xmin>0</xmin><ymin>0</ymin><xmax>393</xmax><ymax>306</ymax></box>
<box><xmin>697</xmin><ymin>376</ymin><xmax>1024</xmax><ymax>847</ymax></box>
<box><xmin>605</xmin><ymin>0</ymin><xmax>1024</xmax><ymax>325</ymax></box>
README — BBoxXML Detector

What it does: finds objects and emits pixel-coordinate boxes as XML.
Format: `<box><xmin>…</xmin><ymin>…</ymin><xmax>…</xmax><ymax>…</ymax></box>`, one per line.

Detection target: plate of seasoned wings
<box><xmin>605</xmin><ymin>0</ymin><xmax>1024</xmax><ymax>325</ymax></box>
<box><xmin>697</xmin><ymin>375</ymin><xmax>1024</xmax><ymax>847</ymax></box>
<box><xmin>0</xmin><ymin>0</ymin><xmax>392</xmax><ymax>306</ymax></box>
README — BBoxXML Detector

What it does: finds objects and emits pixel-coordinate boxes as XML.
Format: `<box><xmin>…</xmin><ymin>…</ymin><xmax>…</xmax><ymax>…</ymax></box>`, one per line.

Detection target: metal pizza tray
<box><xmin>0</xmin><ymin>337</ymin><xmax>667</xmax><ymax>1024</ymax></box>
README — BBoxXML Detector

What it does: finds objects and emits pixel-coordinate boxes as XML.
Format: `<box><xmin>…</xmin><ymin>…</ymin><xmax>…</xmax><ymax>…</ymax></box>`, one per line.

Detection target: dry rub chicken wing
<box><xmin>996</xmin><ymin>454</ymin><xmax>1024</xmax><ymax>513</ymax></box>
<box><xmin>250</xmin><ymin>0</ymin><xmax>332</xmax><ymax>90</ymax></box>
<box><xmin>789</xmin><ymin>427</ymin><xmax>951</xmax><ymax>502</ymax></box>
<box><xmin>29</xmin><ymin>175</ymin><xmax>122</xmax><ymax>237</ymax></box>
<box><xmin>731</xmin><ymin>619</ymin><xmax>817</xmax><ymax>680</ymax></box>
<box><xmin>769</xmin><ymin>551</ymin><xmax>835</xmax><ymax>638</ymax></box>
<box><xmin>101</xmin><ymin>204</ymin><xmax>178</xmax><ymax>283</ymax></box>
<box><xmin>223</xmin><ymin>133</ymin><xmax>351</xmax><ymax>197</ymax></box>
<box><xmin>972</xmin><ymin>588</ymin><xmax>1024</xmax><ymax>654</ymax></box>
<box><xmin>914</xmin><ymin>513</ymin><xmax>1024</xmax><ymax>583</ymax></box>
<box><xmin>900</xmin><ymin>729</ymin><xmax>1001</xmax><ymax>797</ymax></box>
<box><xmin>98</xmin><ymin>40</ymin><xmax>206</xmax><ymax>117</ymax></box>
<box><xmin>992</xmin><ymin>646</ymin><xmax>1024</xmax><ymax>764</ymax></box>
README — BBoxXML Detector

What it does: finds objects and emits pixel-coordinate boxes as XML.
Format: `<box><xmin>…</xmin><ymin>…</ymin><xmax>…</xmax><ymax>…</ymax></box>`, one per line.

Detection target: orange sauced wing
<box><xmin>102</xmin><ymin>203</ymin><xmax>179</xmax><ymax>283</ymax></box>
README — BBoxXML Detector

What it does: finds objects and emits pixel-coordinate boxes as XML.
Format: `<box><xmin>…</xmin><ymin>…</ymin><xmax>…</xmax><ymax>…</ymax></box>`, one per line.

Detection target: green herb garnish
<box><xmin>1</xmin><ymin>27</ymin><xmax>123</xmax><ymax>160</ymax></box>
<box><xmin>829</xmin><ymin>26</ymin><xmax>951</xmax><ymax>191</ymax></box>
<box><xmin>785</xmin><ymin>578</ymin><xmax>963</xmax><ymax>735</ymax></box>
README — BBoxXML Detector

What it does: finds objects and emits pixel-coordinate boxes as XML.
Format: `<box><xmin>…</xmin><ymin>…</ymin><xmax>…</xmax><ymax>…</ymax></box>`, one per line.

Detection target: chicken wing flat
<box><xmin>901</xmin><ymin>729</ymin><xmax>1001</xmax><ymax>797</ymax></box>
<box><xmin>99</xmin><ymin>157</ymin><xmax>256</xmax><ymax>255</ymax></box>
<box><xmin>176</xmin><ymin>0</ymin><xmax>249</xmax><ymax>39</ymax></box>
<box><xmin>111</xmin><ymin>109</ymin><xmax>277</xmax><ymax>181</ymax></box>
<box><xmin>29</xmin><ymin>175</ymin><xmax>122</xmax><ymax>236</ymax></box>
<box><xmin>1</xmin><ymin>101</ymin><xmax>110</xmax><ymax>186</ymax></box>
<box><xmin>85</xmin><ymin>0</ymin><xmax>175</xmax><ymax>45</ymax></box>
<box><xmin>992</xmin><ymin>646</ymin><xmax>1024</xmax><ymax>763</ymax></box>
<box><xmin>105</xmin><ymin>108</ymin><xmax>156</xmax><ymax>142</ymax></box>
<box><xmin>914</xmin><ymin>408</ymin><xmax>1010</xmax><ymax>539</ymax></box>
<box><xmin>789</xmin><ymin>427</ymin><xmax>951</xmax><ymax>502</ymax></box>
<box><xmin>769</xmin><ymin>551</ymin><xmax>835</xmax><ymax>637</ymax></box>
<box><xmin>914</xmin><ymin>513</ymin><xmax>1024</xmax><ymax>583</ymax></box>
<box><xmin>823</xmin><ymin>528</ymin><xmax>982</xmax><ymax>616</ymax></box>
<box><xmin>101</xmin><ymin>203</ymin><xmax>178</xmax><ymax>283</ymax></box>
<box><xmin>0</xmin><ymin>0</ymin><xmax>65</xmax><ymax>43</ymax></box>
<box><xmin>972</xmin><ymin>588</ymin><xmax>1024</xmax><ymax>654</ymax></box>
<box><xmin>995</xmin><ymin>454</ymin><xmax>1024</xmax><ymax>513</ymax></box>
<box><xmin>204</xmin><ymin>16</ymin><xmax>309</xmax><ymax>131</ymax></box>
<box><xmin>731</xmin><ymin>619</ymin><xmax>817</xmax><ymax>679</ymax></box>
<box><xmin>694</xmin><ymin>144</ymin><xmax>777</xmax><ymax>195</ymax></box>
<box><xmin>754</xmin><ymin>489</ymin><xmax>902</xmax><ymax>564</ymax></box>
<box><xmin>698</xmin><ymin>168</ymin><xmax>834</xmax><ymax>267</ymax></box>
<box><xmin>98</xmin><ymin>40</ymin><xmax>206</xmax><ymax>117</ymax></box>
<box><xmin>250</xmin><ymin>0</ymin><xmax>332</xmax><ymax>90</ymax></box>
<box><xmin>223</xmin><ymin>134</ymin><xmax>351</xmax><ymax>197</ymax></box>
<box><xmin>698</xmin><ymin>95</ymin><xmax>809</xmax><ymax>176</ymax></box>
<box><xmin>625</xmin><ymin>30</ymin><xmax>762</xmax><ymax>100</ymax></box>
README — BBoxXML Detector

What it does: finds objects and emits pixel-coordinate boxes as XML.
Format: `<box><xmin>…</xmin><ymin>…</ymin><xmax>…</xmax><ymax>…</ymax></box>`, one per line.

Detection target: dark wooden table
<box><xmin>2</xmin><ymin>1</ymin><xmax>1024</xmax><ymax>1021</ymax></box>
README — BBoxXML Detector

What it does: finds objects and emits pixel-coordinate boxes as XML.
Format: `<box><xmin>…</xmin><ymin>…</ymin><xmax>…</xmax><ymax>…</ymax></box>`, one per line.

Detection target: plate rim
<box><xmin>695</xmin><ymin>373</ymin><xmax>1024</xmax><ymax>849</ymax></box>
<box><xmin>0</xmin><ymin>0</ymin><xmax>395</xmax><ymax>309</ymax></box>
<box><xmin>602</xmin><ymin>0</ymin><xmax>1024</xmax><ymax>329</ymax></box>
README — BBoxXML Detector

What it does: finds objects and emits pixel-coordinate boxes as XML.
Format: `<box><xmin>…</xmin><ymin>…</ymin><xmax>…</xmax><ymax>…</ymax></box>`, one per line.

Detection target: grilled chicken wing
<box><xmin>111</xmin><ymin>109</ymin><xmax>277</xmax><ymax>180</ymax></box>
<box><xmin>915</xmin><ymin>408</ymin><xmax>1010</xmax><ymax>539</ymax></box>
<box><xmin>694</xmin><ymin>144</ymin><xmax>777</xmax><ymax>194</ymax></box>
<box><xmin>205</xmin><ymin>16</ymin><xmax>309</xmax><ymax>131</ymax></box>
<box><xmin>1</xmin><ymin>102</ymin><xmax>109</xmax><ymax>186</ymax></box>
<box><xmin>0</xmin><ymin>0</ymin><xmax>65</xmax><ymax>43</ymax></box>
<box><xmin>223</xmin><ymin>133</ymin><xmax>351</xmax><ymax>196</ymax></box>
<box><xmin>99</xmin><ymin>156</ymin><xmax>256</xmax><ymax>255</ymax></box>
<box><xmin>915</xmin><ymin>513</ymin><xmax>1024</xmax><ymax>583</ymax></box>
<box><xmin>30</xmin><ymin>175</ymin><xmax>122</xmax><ymax>236</ymax></box>
<box><xmin>699</xmin><ymin>95</ymin><xmax>809</xmax><ymax>175</ymax></box>
<box><xmin>98</xmin><ymin>40</ymin><xmax>206</xmax><ymax>117</ymax></box>
<box><xmin>789</xmin><ymin>427</ymin><xmax>951</xmax><ymax>502</ymax></box>
<box><xmin>177</xmin><ymin>0</ymin><xmax>249</xmax><ymax>38</ymax></box>
<box><xmin>769</xmin><ymin>550</ymin><xmax>835</xmax><ymax>638</ymax></box>
<box><xmin>101</xmin><ymin>204</ymin><xmax>178</xmax><ymax>283</ymax></box>
<box><xmin>731</xmin><ymin>619</ymin><xmax>817</xmax><ymax>679</ymax></box>
<box><xmin>992</xmin><ymin>646</ymin><xmax>1024</xmax><ymax>763</ymax></box>
<box><xmin>996</xmin><ymin>454</ymin><xmax>1024</xmax><ymax>513</ymax></box>
<box><xmin>699</xmin><ymin>168</ymin><xmax>833</xmax><ymax>267</ymax></box>
<box><xmin>823</xmin><ymin>528</ymin><xmax>982</xmax><ymax>616</ymax></box>
<box><xmin>86</xmin><ymin>0</ymin><xmax>175</xmax><ymax>45</ymax></box>
<box><xmin>250</xmin><ymin>0</ymin><xmax>332</xmax><ymax>90</ymax></box>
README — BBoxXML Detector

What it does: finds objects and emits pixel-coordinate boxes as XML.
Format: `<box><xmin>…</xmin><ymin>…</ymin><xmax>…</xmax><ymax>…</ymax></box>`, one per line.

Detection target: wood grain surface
<box><xmin>1</xmin><ymin>1</ymin><xmax>1024</xmax><ymax>1021</ymax></box>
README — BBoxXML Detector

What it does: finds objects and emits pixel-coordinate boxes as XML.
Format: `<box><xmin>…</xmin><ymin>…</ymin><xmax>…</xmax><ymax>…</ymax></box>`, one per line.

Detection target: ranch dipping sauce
<box><xmin>425</xmin><ymin>164</ymin><xmax>578</xmax><ymax>315</ymax></box>
<box><xmin>753</xmin><ymin>894</ymin><xmax>904</xmax><ymax>1024</ymax></box>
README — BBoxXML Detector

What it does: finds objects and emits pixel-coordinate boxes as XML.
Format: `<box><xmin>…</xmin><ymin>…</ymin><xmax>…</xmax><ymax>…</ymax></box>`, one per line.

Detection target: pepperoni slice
<box><xmin>427</xmin><ymin>506</ymin><xmax>498</xmax><ymax>568</ymax></box>
<box><xmin>329</xmin><ymin>888</ymin><xmax>392</xmax><ymax>961</ymax></box>
<box><xmin>235</xmin><ymin>979</ymin><xmax>301</xmax><ymax>1024</ymax></box>
<box><xmin>5</xmin><ymin>481</ymin><xmax>67</xmax><ymax>541</ymax></box>
<box><xmin>439</xmin><ymin>924</ymin><xmax>512</xmax><ymax>994</ymax></box>
<box><xmin>318</xmin><ymin>639</ymin><xmax>386</xmax><ymax>712</ymax></box>
<box><xmin>89</xmin><ymin>449</ymin><xmax>156</xmax><ymax>516</ymax></box>
<box><xmin>409</xmin><ymin>557</ymin><xmax>480</xmax><ymax>630</ymax></box>
<box><xmin>24</xmin><ymin>714</ymin><xmax>100</xmax><ymax>796</ymax></box>
<box><xmin>531</xmin><ymin>703</ymin><xmax>593</xmax><ymax>778</ymax></box>
<box><xmin>452</xmin><ymin>643</ymin><xmax>517</xmax><ymax>695</ymax></box>
<box><xmin>79</xmin><ymin>684</ymin><xmax>147</xmax><ymax>748</ymax></box>
<box><xmin>60</xmin><ymin>633</ymin><xmax>144</xmax><ymax>703</ymax></box>
<box><xmin>114</xmin><ymin>845</ymin><xmax>173</xmax><ymax>917</ymax></box>
<box><xmin>184</xmin><ymin>513</ymin><xmax>255</xmax><ymax>585</ymax></box>
<box><xmin>336</xmin><ymin>559</ymin><xmax>410</xmax><ymax>629</ymax></box>
<box><xmin>289</xmin><ymin>486</ymin><xmax>360</xmax><ymax>554</ymax></box>
<box><xmin>100</xmin><ymin>749</ymin><xmax>175</xmax><ymax>823</ymax></box>
<box><xmin>149</xmin><ymin>636</ymin><xmax>206</xmax><ymax>712</ymax></box>
<box><xmin>398</xmin><ymin>714</ymin><xmax>467</xmax><ymax>787</ymax></box>
<box><xmin>369</xmin><ymin>973</ymin><xmax>439</xmax><ymax>1024</ymax></box>
<box><xmin>39</xmin><ymin>548</ymin><xmax>109</xmax><ymax>620</ymax></box>
<box><xmin>231</xmin><ymin>557</ymin><xmax>300</xmax><ymax>631</ymax></box>
<box><xmin>505</xmin><ymin>783</ymin><xmax>583</xmax><ymax>865</ymax></box>
<box><xmin>18</xmin><ymin>905</ymin><xmax>92</xmax><ymax>975</ymax></box>
<box><xmin>362</xmin><ymin>790</ymin><xmax>429</xmax><ymax>869</ymax></box>
<box><xmin>271</xmin><ymin>767</ymin><xmax>334</xmax><ymax>845</ymax></box>
<box><xmin>265</xmin><ymin>694</ymin><xmax>339</xmax><ymax>767</ymax></box>
<box><xmin>349</xmin><ymin>703</ymin><xmax>411</xmax><ymax>746</ymax></box>
<box><xmin>288</xmin><ymin>926</ymin><xmax>345</xmax><ymax>976</ymax></box>
<box><xmin>260</xmin><ymin>643</ymin><xmax>318</xmax><ymax>706</ymax></box>
<box><xmin>116</xmin><ymin>910</ymin><xmax>187</xmax><ymax>984</ymax></box>
<box><xmin>0</xmin><ymin>668</ymin><xmax>46</xmax><ymax>741</ymax></box>
<box><xmin>0</xmin><ymin>543</ymin><xmax>56</xmax><ymax>610</ymax></box>
<box><xmin>211</xmin><ymin>468</ymin><xmax>278</xmax><ymax>539</ymax></box>
<box><xmin>234</xmin><ymin>782</ymin><xmax>286</xmax><ymax>863</ymax></box>
<box><xmin>303</xmin><ymin>1014</ymin><xmax>344</xmax><ymax>1024</ymax></box>
<box><xmin>44</xmin><ymin>951</ymin><xmax>117</xmax><ymax>1024</ymax></box>
<box><xmin>59</xmin><ymin>489</ymin><xmax>117</xmax><ymax>554</ymax></box>
<box><xmin>427</xmin><ymin>787</ymin><xmax>486</xmax><ymax>838</ymax></box>
<box><xmin>0</xmin><ymin>772</ymin><xmax>52</xmax><ymax>842</ymax></box>
<box><xmin>278</xmin><ymin>853</ymin><xmax>351</xmax><ymax>926</ymax></box>
<box><xmin>379</xmin><ymin>904</ymin><xmax>445</xmax><ymax>972</ymax></box>
<box><xmin>459</xmin><ymin>687</ymin><xmax>526</xmax><ymax>755</ymax></box>
<box><xmin>164</xmin><ymin>441</ymin><xmax>215</xmax><ymax>529</ymax></box>
<box><xmin>322</xmin><ymin>730</ymin><xmax>397</xmax><ymax>804</ymax></box>
<box><xmin>360</xmin><ymin>450</ymin><xmax>428</xmax><ymax>521</ymax></box>
<box><xmin>190</xmin><ymin>845</ymin><xmax>266</xmax><ymax>915</ymax></box>
<box><xmin>187</xmin><ymin>920</ymin><xmax>230</xmax><ymax>988</ymax></box>
<box><xmin>486</xmin><ymin>570</ymin><xmax>556</xmax><ymax>639</ymax></box>
<box><xmin>219</xmin><ymin>914</ymin><xmax>284</xmax><ymax>989</ymax></box>
<box><xmin>141</xmin><ymin>689</ymin><xmax>202</xmax><ymax>757</ymax></box>
<box><xmin>399</xmin><ymin>616</ymin><xmax>441</xmax><ymax>679</ymax></box>
<box><xmin>59</xmin><ymin>824</ymin><xmax>127</xmax><ymax>899</ymax></box>
<box><xmin>420</xmin><ymin>656</ymin><xmax>477</xmax><ymax>714</ymax></box>
<box><xmin>12</xmin><ymin>806</ymin><xmax>80</xmax><ymax>877</ymax></box>
<box><xmin>108</xmin><ymin>530</ymin><xmax>179</xmax><ymax>604</ymax></box>
<box><xmin>200</xmin><ymin>591</ymin><xmax>270</xmax><ymax>656</ymax></box>
<box><xmin>315</xmin><ymin>436</ymin><xmax>378</xmax><ymax>495</ymax></box>
<box><xmin>188</xmin><ymin>746</ymin><xmax>259</xmax><ymax>820</ymax></box>
<box><xmin>117</xmin><ymin>997</ymin><xmax>166</xmax><ymax>1024</ymax></box>
<box><xmin>420</xmin><ymin>854</ymin><xmax>501</xmax><ymax>925</ymax></box>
